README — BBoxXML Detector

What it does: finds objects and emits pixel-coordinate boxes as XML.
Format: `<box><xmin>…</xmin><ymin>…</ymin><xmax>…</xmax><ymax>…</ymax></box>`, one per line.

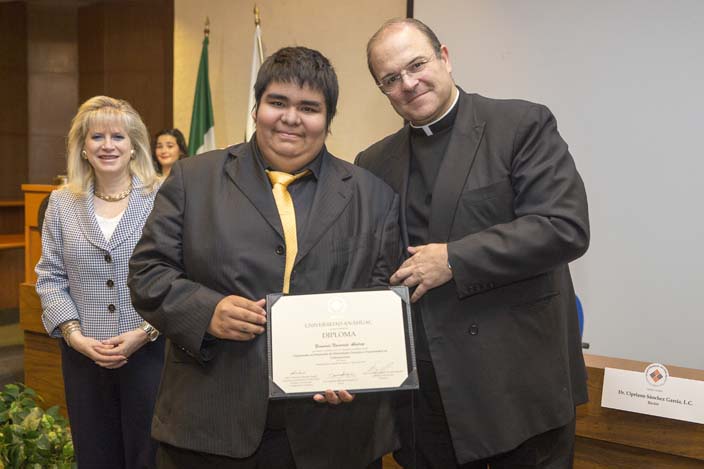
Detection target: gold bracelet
<box><xmin>62</xmin><ymin>325</ymin><xmax>81</xmax><ymax>348</ymax></box>
<box><xmin>59</xmin><ymin>320</ymin><xmax>81</xmax><ymax>348</ymax></box>
<box><xmin>64</xmin><ymin>325</ymin><xmax>81</xmax><ymax>348</ymax></box>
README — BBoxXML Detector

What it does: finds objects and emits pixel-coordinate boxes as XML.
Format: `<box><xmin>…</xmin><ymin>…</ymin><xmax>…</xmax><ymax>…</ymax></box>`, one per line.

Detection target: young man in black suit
<box><xmin>129</xmin><ymin>46</ymin><xmax>400</xmax><ymax>469</ymax></box>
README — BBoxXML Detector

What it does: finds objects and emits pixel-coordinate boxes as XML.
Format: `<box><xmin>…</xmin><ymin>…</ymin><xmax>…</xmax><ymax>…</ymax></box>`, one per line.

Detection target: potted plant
<box><xmin>0</xmin><ymin>383</ymin><xmax>74</xmax><ymax>468</ymax></box>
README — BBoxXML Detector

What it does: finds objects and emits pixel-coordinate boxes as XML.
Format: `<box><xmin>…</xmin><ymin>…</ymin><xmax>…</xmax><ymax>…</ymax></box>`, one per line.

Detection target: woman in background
<box><xmin>35</xmin><ymin>95</ymin><xmax>164</xmax><ymax>469</ymax></box>
<box><xmin>152</xmin><ymin>128</ymin><xmax>188</xmax><ymax>178</ymax></box>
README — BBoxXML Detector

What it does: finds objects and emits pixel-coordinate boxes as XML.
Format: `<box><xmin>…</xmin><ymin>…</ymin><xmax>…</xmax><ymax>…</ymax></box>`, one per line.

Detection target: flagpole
<box><xmin>245</xmin><ymin>6</ymin><xmax>264</xmax><ymax>141</ymax></box>
<box><xmin>254</xmin><ymin>6</ymin><xmax>263</xmax><ymax>63</ymax></box>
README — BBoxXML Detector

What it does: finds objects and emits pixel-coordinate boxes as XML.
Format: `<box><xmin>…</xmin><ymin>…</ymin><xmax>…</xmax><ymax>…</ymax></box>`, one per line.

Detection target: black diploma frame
<box><xmin>266</xmin><ymin>286</ymin><xmax>418</xmax><ymax>399</ymax></box>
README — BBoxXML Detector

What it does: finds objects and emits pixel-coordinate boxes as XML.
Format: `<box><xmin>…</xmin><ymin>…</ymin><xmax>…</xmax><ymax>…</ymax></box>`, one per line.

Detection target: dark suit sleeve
<box><xmin>128</xmin><ymin>162</ymin><xmax>224</xmax><ymax>362</ymax></box>
<box><xmin>447</xmin><ymin>104</ymin><xmax>589</xmax><ymax>298</ymax></box>
<box><xmin>369</xmin><ymin>193</ymin><xmax>402</xmax><ymax>287</ymax></box>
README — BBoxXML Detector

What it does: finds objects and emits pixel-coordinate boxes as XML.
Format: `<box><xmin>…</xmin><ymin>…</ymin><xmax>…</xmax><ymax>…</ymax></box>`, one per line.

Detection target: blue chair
<box><xmin>576</xmin><ymin>295</ymin><xmax>584</xmax><ymax>338</ymax></box>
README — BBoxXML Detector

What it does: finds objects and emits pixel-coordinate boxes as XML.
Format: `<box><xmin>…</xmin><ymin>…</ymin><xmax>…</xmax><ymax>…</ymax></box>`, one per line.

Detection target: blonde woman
<box><xmin>36</xmin><ymin>96</ymin><xmax>164</xmax><ymax>468</ymax></box>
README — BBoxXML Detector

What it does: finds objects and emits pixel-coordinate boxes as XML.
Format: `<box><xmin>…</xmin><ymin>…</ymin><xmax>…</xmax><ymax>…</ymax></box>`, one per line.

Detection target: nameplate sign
<box><xmin>602</xmin><ymin>364</ymin><xmax>704</xmax><ymax>424</ymax></box>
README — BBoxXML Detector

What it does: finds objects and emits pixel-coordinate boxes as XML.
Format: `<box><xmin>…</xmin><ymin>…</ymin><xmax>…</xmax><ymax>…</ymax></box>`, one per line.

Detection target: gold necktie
<box><xmin>266</xmin><ymin>169</ymin><xmax>310</xmax><ymax>294</ymax></box>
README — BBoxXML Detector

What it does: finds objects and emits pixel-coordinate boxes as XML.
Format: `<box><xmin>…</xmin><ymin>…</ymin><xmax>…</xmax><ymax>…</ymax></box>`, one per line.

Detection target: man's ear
<box><xmin>440</xmin><ymin>44</ymin><xmax>452</xmax><ymax>74</ymax></box>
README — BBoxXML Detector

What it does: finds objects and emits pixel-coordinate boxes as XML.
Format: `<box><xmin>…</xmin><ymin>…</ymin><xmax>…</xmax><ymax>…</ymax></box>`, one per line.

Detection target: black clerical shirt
<box><xmin>407</xmin><ymin>95</ymin><xmax>460</xmax><ymax>361</ymax></box>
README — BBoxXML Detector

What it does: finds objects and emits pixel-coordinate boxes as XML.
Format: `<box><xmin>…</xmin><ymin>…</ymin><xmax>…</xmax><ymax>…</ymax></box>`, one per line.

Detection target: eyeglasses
<box><xmin>377</xmin><ymin>55</ymin><xmax>436</xmax><ymax>94</ymax></box>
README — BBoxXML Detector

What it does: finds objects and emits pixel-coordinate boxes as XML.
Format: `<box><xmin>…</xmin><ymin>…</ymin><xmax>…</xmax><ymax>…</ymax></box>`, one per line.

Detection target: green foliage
<box><xmin>0</xmin><ymin>384</ymin><xmax>75</xmax><ymax>469</ymax></box>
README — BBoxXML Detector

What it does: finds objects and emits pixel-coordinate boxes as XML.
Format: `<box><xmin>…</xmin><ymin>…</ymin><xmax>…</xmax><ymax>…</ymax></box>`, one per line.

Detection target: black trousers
<box><xmin>157</xmin><ymin>429</ymin><xmax>382</xmax><ymax>469</ymax></box>
<box><xmin>60</xmin><ymin>337</ymin><xmax>165</xmax><ymax>469</ymax></box>
<box><xmin>395</xmin><ymin>360</ymin><xmax>575</xmax><ymax>469</ymax></box>
<box><xmin>157</xmin><ymin>428</ymin><xmax>295</xmax><ymax>469</ymax></box>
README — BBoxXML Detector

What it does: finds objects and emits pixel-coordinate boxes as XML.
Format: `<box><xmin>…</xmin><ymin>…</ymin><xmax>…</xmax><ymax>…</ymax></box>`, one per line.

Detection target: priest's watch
<box><xmin>140</xmin><ymin>321</ymin><xmax>160</xmax><ymax>342</ymax></box>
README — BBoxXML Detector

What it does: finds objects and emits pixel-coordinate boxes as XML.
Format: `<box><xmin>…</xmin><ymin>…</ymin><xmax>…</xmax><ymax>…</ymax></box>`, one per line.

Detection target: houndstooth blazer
<box><xmin>36</xmin><ymin>175</ymin><xmax>158</xmax><ymax>340</ymax></box>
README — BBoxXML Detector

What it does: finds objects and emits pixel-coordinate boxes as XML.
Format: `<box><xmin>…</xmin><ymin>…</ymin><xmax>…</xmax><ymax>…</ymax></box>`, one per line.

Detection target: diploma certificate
<box><xmin>267</xmin><ymin>287</ymin><xmax>418</xmax><ymax>398</ymax></box>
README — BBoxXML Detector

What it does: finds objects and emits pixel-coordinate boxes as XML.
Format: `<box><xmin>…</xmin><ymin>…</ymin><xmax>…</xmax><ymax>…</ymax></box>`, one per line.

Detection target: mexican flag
<box><xmin>188</xmin><ymin>35</ymin><xmax>216</xmax><ymax>155</ymax></box>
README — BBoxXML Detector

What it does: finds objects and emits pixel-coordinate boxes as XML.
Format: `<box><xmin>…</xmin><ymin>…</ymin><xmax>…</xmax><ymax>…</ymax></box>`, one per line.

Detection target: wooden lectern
<box><xmin>19</xmin><ymin>184</ymin><xmax>66</xmax><ymax>413</ymax></box>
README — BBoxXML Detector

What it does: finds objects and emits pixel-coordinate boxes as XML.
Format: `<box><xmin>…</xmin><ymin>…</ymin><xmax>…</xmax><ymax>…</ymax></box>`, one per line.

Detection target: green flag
<box><xmin>188</xmin><ymin>36</ymin><xmax>216</xmax><ymax>155</ymax></box>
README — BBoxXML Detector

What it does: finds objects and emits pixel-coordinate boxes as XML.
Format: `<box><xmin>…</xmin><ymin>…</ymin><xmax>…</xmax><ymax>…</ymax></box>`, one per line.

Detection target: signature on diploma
<box><xmin>365</xmin><ymin>362</ymin><xmax>395</xmax><ymax>373</ymax></box>
<box><xmin>329</xmin><ymin>371</ymin><xmax>356</xmax><ymax>379</ymax></box>
<box><xmin>289</xmin><ymin>370</ymin><xmax>306</xmax><ymax>376</ymax></box>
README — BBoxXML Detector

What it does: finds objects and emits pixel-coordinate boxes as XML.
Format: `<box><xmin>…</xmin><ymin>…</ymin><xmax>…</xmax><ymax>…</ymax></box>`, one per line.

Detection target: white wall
<box><xmin>415</xmin><ymin>0</ymin><xmax>704</xmax><ymax>369</ymax></box>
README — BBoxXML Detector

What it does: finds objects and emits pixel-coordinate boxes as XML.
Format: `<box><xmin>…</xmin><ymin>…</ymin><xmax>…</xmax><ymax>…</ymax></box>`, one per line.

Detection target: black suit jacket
<box><xmin>355</xmin><ymin>90</ymin><xmax>590</xmax><ymax>463</ymax></box>
<box><xmin>128</xmin><ymin>142</ymin><xmax>401</xmax><ymax>468</ymax></box>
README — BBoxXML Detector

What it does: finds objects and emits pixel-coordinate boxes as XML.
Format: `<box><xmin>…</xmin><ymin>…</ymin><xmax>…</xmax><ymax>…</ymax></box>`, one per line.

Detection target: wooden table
<box><xmin>575</xmin><ymin>354</ymin><xmax>704</xmax><ymax>468</ymax></box>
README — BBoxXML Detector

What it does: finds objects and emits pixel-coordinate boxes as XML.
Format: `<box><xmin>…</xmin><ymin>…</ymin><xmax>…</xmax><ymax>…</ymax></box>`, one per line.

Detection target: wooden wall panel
<box><xmin>26</xmin><ymin>2</ymin><xmax>78</xmax><ymax>185</ymax></box>
<box><xmin>0</xmin><ymin>1</ymin><xmax>28</xmax><ymax>200</ymax></box>
<box><xmin>0</xmin><ymin>202</ymin><xmax>23</xmax><ymax>235</ymax></box>
<box><xmin>0</xmin><ymin>248</ymin><xmax>24</xmax><ymax>310</ymax></box>
<box><xmin>78</xmin><ymin>0</ymin><xmax>174</xmax><ymax>136</ymax></box>
<box><xmin>1</xmin><ymin>0</ymin><xmax>174</xmax><ymax>194</ymax></box>
<box><xmin>0</xmin><ymin>1</ymin><xmax>28</xmax><ymax>312</ymax></box>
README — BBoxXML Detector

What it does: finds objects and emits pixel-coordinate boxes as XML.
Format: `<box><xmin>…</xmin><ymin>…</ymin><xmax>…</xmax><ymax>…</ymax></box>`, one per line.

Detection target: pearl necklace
<box><xmin>94</xmin><ymin>184</ymin><xmax>132</xmax><ymax>202</ymax></box>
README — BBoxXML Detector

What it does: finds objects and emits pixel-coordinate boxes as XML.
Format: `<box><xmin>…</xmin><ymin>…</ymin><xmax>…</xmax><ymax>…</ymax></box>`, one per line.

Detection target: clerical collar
<box><xmin>409</xmin><ymin>89</ymin><xmax>460</xmax><ymax>137</ymax></box>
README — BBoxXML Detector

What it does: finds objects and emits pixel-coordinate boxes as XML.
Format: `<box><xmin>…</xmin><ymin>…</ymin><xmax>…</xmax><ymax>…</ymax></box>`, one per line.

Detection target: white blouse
<box><xmin>96</xmin><ymin>209</ymin><xmax>125</xmax><ymax>241</ymax></box>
